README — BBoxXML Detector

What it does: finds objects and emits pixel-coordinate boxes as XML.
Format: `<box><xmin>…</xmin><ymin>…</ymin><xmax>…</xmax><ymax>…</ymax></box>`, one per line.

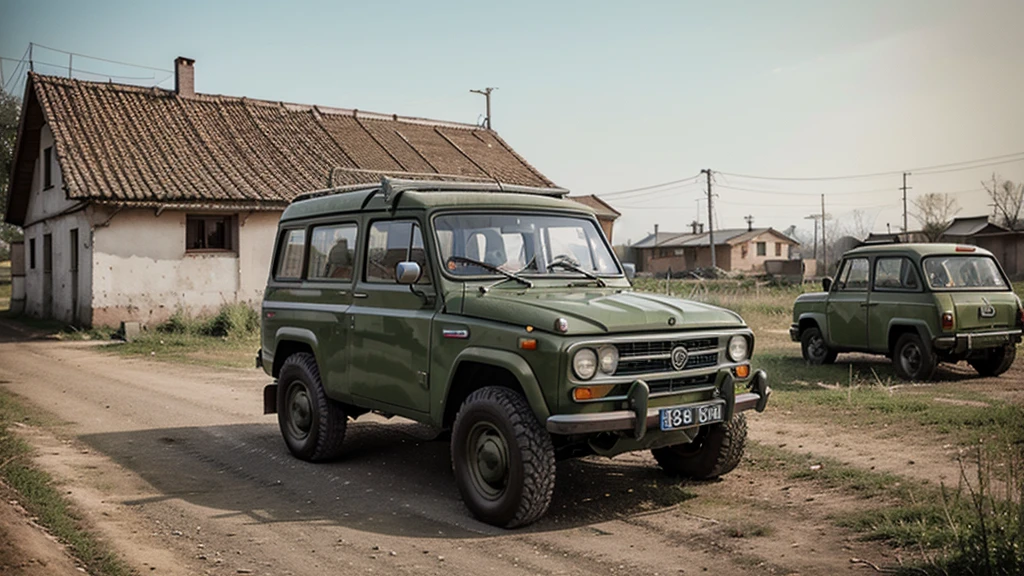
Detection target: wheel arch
<box><xmin>797</xmin><ymin>312</ymin><xmax>826</xmax><ymax>338</ymax></box>
<box><xmin>271</xmin><ymin>327</ymin><xmax>319</xmax><ymax>378</ymax></box>
<box><xmin>886</xmin><ymin>320</ymin><xmax>932</xmax><ymax>356</ymax></box>
<box><xmin>442</xmin><ymin>348</ymin><xmax>550</xmax><ymax>429</ymax></box>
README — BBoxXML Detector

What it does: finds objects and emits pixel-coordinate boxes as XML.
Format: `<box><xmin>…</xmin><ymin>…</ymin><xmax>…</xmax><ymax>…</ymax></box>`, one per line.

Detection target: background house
<box><xmin>941</xmin><ymin>215</ymin><xmax>1024</xmax><ymax>278</ymax></box>
<box><xmin>631</xmin><ymin>226</ymin><xmax>799</xmax><ymax>275</ymax></box>
<box><xmin>568</xmin><ymin>195</ymin><xmax>620</xmax><ymax>242</ymax></box>
<box><xmin>4</xmin><ymin>58</ymin><xmax>555</xmax><ymax>326</ymax></box>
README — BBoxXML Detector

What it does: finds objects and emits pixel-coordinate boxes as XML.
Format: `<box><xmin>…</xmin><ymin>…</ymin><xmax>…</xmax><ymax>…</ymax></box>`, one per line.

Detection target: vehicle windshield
<box><xmin>434</xmin><ymin>213</ymin><xmax>620</xmax><ymax>277</ymax></box>
<box><xmin>922</xmin><ymin>255</ymin><xmax>1008</xmax><ymax>290</ymax></box>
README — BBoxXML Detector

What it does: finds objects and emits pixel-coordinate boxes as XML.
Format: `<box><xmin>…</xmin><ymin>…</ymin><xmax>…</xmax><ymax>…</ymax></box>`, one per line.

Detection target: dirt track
<box><xmin>0</xmin><ymin>319</ymin><xmax>936</xmax><ymax>576</ymax></box>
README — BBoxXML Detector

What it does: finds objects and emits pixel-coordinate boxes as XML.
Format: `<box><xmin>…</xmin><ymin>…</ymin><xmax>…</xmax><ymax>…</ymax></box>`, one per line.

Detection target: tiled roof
<box><xmin>634</xmin><ymin>228</ymin><xmax>800</xmax><ymax>248</ymax></box>
<box><xmin>6</xmin><ymin>73</ymin><xmax>554</xmax><ymax>225</ymax></box>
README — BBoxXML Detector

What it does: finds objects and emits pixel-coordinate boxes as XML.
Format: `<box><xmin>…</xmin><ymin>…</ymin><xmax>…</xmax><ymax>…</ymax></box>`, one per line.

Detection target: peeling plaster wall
<box><xmin>91</xmin><ymin>209</ymin><xmax>279</xmax><ymax>326</ymax></box>
<box><xmin>22</xmin><ymin>125</ymin><xmax>94</xmax><ymax>325</ymax></box>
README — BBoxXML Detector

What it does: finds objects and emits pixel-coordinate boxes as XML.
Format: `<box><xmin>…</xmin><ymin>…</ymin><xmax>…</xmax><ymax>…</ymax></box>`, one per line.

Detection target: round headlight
<box><xmin>573</xmin><ymin>348</ymin><xmax>598</xmax><ymax>380</ymax></box>
<box><xmin>598</xmin><ymin>345</ymin><xmax>619</xmax><ymax>375</ymax></box>
<box><xmin>727</xmin><ymin>335</ymin><xmax>749</xmax><ymax>362</ymax></box>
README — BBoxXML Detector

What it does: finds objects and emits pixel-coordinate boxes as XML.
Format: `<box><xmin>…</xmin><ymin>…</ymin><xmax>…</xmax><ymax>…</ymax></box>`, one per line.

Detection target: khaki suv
<box><xmin>791</xmin><ymin>243</ymin><xmax>1023</xmax><ymax>380</ymax></box>
<box><xmin>258</xmin><ymin>178</ymin><xmax>770</xmax><ymax>527</ymax></box>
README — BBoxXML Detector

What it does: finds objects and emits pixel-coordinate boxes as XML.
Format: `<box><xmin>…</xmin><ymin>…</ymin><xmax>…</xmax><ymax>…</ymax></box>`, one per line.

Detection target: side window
<box><xmin>836</xmin><ymin>257</ymin><xmax>869</xmax><ymax>291</ymax></box>
<box><xmin>308</xmin><ymin>223</ymin><xmax>357</xmax><ymax>281</ymax></box>
<box><xmin>365</xmin><ymin>220</ymin><xmax>431</xmax><ymax>284</ymax></box>
<box><xmin>873</xmin><ymin>257</ymin><xmax>920</xmax><ymax>291</ymax></box>
<box><xmin>275</xmin><ymin>229</ymin><xmax>306</xmax><ymax>280</ymax></box>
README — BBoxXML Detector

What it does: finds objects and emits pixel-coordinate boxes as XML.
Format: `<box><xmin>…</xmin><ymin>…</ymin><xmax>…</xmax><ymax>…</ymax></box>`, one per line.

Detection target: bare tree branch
<box><xmin>911</xmin><ymin>193</ymin><xmax>959</xmax><ymax>242</ymax></box>
<box><xmin>983</xmin><ymin>173</ymin><xmax>1024</xmax><ymax>231</ymax></box>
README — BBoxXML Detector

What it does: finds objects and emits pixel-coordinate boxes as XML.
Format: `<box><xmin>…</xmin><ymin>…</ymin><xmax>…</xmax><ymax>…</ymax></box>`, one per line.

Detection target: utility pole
<box><xmin>804</xmin><ymin>214</ymin><xmax>820</xmax><ymax>260</ymax></box>
<box><xmin>469</xmin><ymin>87</ymin><xmax>497</xmax><ymax>129</ymax></box>
<box><xmin>28</xmin><ymin>42</ymin><xmax>33</xmax><ymax>72</ymax></box>
<box><xmin>701</xmin><ymin>169</ymin><xmax>716</xmax><ymax>270</ymax></box>
<box><xmin>821</xmin><ymin>195</ymin><xmax>827</xmax><ymax>274</ymax></box>
<box><xmin>901</xmin><ymin>172</ymin><xmax>912</xmax><ymax>242</ymax></box>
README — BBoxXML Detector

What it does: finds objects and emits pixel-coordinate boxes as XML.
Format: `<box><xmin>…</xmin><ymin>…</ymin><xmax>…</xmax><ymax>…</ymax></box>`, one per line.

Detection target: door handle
<box><xmin>860</xmin><ymin>302</ymin><xmax>878</xmax><ymax>307</ymax></box>
<box><xmin>353</xmin><ymin>292</ymin><xmax>368</xmax><ymax>299</ymax></box>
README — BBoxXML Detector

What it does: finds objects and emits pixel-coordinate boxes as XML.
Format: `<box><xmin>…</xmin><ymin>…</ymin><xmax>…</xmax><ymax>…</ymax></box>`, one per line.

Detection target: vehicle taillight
<box><xmin>941</xmin><ymin>312</ymin><xmax>954</xmax><ymax>330</ymax></box>
<box><xmin>1019</xmin><ymin>307</ymin><xmax>1024</xmax><ymax>327</ymax></box>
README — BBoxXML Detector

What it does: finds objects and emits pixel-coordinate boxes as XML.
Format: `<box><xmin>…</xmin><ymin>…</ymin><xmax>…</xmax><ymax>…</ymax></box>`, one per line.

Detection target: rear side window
<box><xmin>308</xmin><ymin>223</ymin><xmax>358</xmax><ymax>281</ymax></box>
<box><xmin>275</xmin><ymin>229</ymin><xmax>306</xmax><ymax>280</ymax></box>
<box><xmin>873</xmin><ymin>257</ymin><xmax>920</xmax><ymax>291</ymax></box>
<box><xmin>365</xmin><ymin>220</ymin><xmax>431</xmax><ymax>284</ymax></box>
<box><xmin>923</xmin><ymin>255</ymin><xmax>1008</xmax><ymax>289</ymax></box>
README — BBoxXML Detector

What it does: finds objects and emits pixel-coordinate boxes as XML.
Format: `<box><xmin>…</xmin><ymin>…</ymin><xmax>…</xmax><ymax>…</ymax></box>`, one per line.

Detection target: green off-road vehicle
<box><xmin>258</xmin><ymin>177</ymin><xmax>770</xmax><ymax>527</ymax></box>
<box><xmin>791</xmin><ymin>243</ymin><xmax>1023</xmax><ymax>380</ymax></box>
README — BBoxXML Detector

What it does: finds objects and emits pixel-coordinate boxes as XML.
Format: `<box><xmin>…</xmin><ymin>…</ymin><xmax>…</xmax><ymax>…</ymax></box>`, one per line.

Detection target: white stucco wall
<box><xmin>91</xmin><ymin>209</ymin><xmax>279</xmax><ymax>326</ymax></box>
<box><xmin>22</xmin><ymin>124</ymin><xmax>94</xmax><ymax>325</ymax></box>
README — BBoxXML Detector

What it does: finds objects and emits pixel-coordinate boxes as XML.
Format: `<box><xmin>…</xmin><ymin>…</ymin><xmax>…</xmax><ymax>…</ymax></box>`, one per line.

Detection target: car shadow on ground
<box><xmin>80</xmin><ymin>419</ymin><xmax>703</xmax><ymax>539</ymax></box>
<box><xmin>765</xmin><ymin>351</ymin><xmax>992</xmax><ymax>386</ymax></box>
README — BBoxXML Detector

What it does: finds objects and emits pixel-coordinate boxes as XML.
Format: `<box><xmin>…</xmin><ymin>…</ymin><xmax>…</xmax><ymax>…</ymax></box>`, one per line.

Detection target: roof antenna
<box><xmin>744</xmin><ymin>215</ymin><xmax>755</xmax><ymax>232</ymax></box>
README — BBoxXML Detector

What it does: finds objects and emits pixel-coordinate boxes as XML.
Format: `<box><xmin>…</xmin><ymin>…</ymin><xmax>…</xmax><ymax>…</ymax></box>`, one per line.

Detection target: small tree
<box><xmin>911</xmin><ymin>192</ymin><xmax>960</xmax><ymax>242</ymax></box>
<box><xmin>983</xmin><ymin>173</ymin><xmax>1024</xmax><ymax>231</ymax></box>
<box><xmin>0</xmin><ymin>89</ymin><xmax>23</xmax><ymax>244</ymax></box>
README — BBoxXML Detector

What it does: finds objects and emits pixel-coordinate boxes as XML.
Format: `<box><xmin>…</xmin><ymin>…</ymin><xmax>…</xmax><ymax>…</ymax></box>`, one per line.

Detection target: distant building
<box><xmin>568</xmin><ymin>195</ymin><xmax>620</xmax><ymax>242</ymax></box>
<box><xmin>631</xmin><ymin>226</ymin><xmax>799</xmax><ymax>275</ymax></box>
<box><xmin>941</xmin><ymin>215</ymin><xmax>1024</xmax><ymax>278</ymax></box>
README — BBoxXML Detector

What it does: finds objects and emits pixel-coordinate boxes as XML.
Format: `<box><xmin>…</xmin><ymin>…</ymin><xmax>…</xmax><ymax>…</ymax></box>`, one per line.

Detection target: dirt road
<box><xmin>0</xmin><ymin>319</ymin><xmax>904</xmax><ymax>576</ymax></box>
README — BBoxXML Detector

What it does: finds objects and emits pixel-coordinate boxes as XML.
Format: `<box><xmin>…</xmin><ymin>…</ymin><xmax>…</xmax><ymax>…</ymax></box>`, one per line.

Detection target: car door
<box><xmin>827</xmin><ymin>257</ymin><xmax>870</xmax><ymax>350</ymax></box>
<box><xmin>867</xmin><ymin>256</ymin><xmax>924</xmax><ymax>352</ymax></box>
<box><xmin>348</xmin><ymin>218</ymin><xmax>436</xmax><ymax>414</ymax></box>
<box><xmin>304</xmin><ymin>221</ymin><xmax>359</xmax><ymax>398</ymax></box>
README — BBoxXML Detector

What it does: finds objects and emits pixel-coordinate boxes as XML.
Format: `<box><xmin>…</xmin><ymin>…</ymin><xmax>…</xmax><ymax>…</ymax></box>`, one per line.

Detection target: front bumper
<box><xmin>933</xmin><ymin>328</ymin><xmax>1022</xmax><ymax>353</ymax></box>
<box><xmin>789</xmin><ymin>324</ymin><xmax>800</xmax><ymax>342</ymax></box>
<box><xmin>546</xmin><ymin>369</ymin><xmax>770</xmax><ymax>439</ymax></box>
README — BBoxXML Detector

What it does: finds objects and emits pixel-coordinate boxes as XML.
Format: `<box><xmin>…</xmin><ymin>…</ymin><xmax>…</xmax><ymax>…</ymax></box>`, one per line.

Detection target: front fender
<box><xmin>446</xmin><ymin>347</ymin><xmax>551</xmax><ymax>423</ymax></box>
<box><xmin>796</xmin><ymin>311</ymin><xmax>828</xmax><ymax>338</ymax></box>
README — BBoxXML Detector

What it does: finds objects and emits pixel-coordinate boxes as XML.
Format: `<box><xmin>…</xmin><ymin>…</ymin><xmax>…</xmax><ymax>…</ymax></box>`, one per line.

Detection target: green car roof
<box><xmin>842</xmin><ymin>243</ymin><xmax>995</xmax><ymax>258</ymax></box>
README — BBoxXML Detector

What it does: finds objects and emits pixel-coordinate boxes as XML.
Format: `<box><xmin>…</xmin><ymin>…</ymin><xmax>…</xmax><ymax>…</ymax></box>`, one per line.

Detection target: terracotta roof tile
<box><xmin>6</xmin><ymin>73</ymin><xmax>555</xmax><ymax>224</ymax></box>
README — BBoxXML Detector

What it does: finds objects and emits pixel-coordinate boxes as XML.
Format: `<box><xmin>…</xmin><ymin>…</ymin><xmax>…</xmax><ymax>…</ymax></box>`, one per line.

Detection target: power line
<box><xmin>29</xmin><ymin>42</ymin><xmax>172</xmax><ymax>72</ymax></box>
<box><xmin>715</xmin><ymin>183</ymin><xmax>897</xmax><ymax>197</ymax></box>
<box><xmin>600</xmin><ymin>174</ymin><xmax>702</xmax><ymax>197</ymax></box>
<box><xmin>719</xmin><ymin>151</ymin><xmax>1024</xmax><ymax>182</ymax></box>
<box><xmin>2</xmin><ymin>45</ymin><xmax>29</xmax><ymax>93</ymax></box>
<box><xmin>30</xmin><ymin>59</ymin><xmax>157</xmax><ymax>81</ymax></box>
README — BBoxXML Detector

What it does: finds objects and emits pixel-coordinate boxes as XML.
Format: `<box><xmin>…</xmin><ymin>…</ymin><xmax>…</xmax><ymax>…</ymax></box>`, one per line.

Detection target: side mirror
<box><xmin>396</xmin><ymin>261</ymin><xmax>422</xmax><ymax>285</ymax></box>
<box><xmin>622</xmin><ymin>263</ymin><xmax>636</xmax><ymax>281</ymax></box>
<box><xmin>821</xmin><ymin>277</ymin><xmax>833</xmax><ymax>292</ymax></box>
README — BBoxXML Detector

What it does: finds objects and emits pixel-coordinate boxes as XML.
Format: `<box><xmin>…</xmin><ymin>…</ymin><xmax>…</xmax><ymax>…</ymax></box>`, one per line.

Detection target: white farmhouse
<box><xmin>4</xmin><ymin>58</ymin><xmax>553</xmax><ymax>326</ymax></box>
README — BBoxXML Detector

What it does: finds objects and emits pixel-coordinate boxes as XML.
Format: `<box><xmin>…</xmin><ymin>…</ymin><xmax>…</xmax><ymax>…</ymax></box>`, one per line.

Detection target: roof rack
<box><xmin>293</xmin><ymin>173</ymin><xmax>570</xmax><ymax>205</ymax></box>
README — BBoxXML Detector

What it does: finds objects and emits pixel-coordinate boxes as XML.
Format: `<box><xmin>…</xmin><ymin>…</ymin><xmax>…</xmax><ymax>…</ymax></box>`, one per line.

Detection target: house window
<box><xmin>186</xmin><ymin>215</ymin><xmax>233</xmax><ymax>251</ymax></box>
<box><xmin>29</xmin><ymin>238</ymin><xmax>36</xmax><ymax>269</ymax></box>
<box><xmin>756</xmin><ymin>242</ymin><xmax>766</xmax><ymax>256</ymax></box>
<box><xmin>775</xmin><ymin>243</ymin><xmax>782</xmax><ymax>257</ymax></box>
<box><xmin>43</xmin><ymin>146</ymin><xmax>53</xmax><ymax>189</ymax></box>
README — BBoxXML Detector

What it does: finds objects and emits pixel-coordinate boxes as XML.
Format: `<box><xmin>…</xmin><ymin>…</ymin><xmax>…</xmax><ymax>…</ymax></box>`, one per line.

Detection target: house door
<box><xmin>42</xmin><ymin>234</ymin><xmax>53</xmax><ymax>318</ymax></box>
<box><xmin>70</xmin><ymin>229</ymin><xmax>79</xmax><ymax>325</ymax></box>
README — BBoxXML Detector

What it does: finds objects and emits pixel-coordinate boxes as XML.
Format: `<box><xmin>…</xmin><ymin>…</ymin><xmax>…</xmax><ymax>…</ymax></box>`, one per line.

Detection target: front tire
<box><xmin>969</xmin><ymin>345</ymin><xmax>1016</xmax><ymax>377</ymax></box>
<box><xmin>277</xmin><ymin>353</ymin><xmax>347</xmax><ymax>461</ymax></box>
<box><xmin>893</xmin><ymin>333</ymin><xmax>938</xmax><ymax>381</ymax></box>
<box><xmin>651</xmin><ymin>413</ymin><xmax>747</xmax><ymax>480</ymax></box>
<box><xmin>801</xmin><ymin>326</ymin><xmax>837</xmax><ymax>365</ymax></box>
<box><xmin>451</xmin><ymin>387</ymin><xmax>555</xmax><ymax>528</ymax></box>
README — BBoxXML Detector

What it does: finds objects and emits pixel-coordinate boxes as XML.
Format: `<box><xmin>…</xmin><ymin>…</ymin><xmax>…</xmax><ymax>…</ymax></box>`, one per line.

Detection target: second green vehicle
<box><xmin>258</xmin><ymin>177</ymin><xmax>770</xmax><ymax>528</ymax></box>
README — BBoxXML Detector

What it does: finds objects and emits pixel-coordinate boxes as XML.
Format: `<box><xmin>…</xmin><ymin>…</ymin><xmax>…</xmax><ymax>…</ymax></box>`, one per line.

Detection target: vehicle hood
<box><xmin>452</xmin><ymin>288</ymin><xmax>744</xmax><ymax>335</ymax></box>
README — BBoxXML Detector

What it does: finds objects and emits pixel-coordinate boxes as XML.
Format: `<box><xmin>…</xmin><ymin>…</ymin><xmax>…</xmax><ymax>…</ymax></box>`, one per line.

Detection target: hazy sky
<box><xmin>1</xmin><ymin>0</ymin><xmax>1021</xmax><ymax>244</ymax></box>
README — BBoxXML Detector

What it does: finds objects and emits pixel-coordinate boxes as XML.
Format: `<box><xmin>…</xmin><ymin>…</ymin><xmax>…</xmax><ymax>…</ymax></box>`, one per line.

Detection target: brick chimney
<box><xmin>175</xmin><ymin>57</ymin><xmax>195</xmax><ymax>97</ymax></box>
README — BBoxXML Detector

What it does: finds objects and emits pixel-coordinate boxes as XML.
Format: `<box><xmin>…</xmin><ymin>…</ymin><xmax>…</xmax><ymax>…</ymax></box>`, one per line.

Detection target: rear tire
<box><xmin>969</xmin><ymin>345</ymin><xmax>1016</xmax><ymax>377</ymax></box>
<box><xmin>652</xmin><ymin>413</ymin><xmax>747</xmax><ymax>480</ymax></box>
<box><xmin>893</xmin><ymin>333</ymin><xmax>938</xmax><ymax>381</ymax></box>
<box><xmin>801</xmin><ymin>326</ymin><xmax>837</xmax><ymax>365</ymax></box>
<box><xmin>277</xmin><ymin>352</ymin><xmax>347</xmax><ymax>461</ymax></box>
<box><xmin>451</xmin><ymin>387</ymin><xmax>555</xmax><ymax>528</ymax></box>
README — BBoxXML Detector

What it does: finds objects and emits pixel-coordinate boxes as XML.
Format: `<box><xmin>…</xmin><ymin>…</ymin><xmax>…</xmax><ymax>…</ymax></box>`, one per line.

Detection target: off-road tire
<box><xmin>893</xmin><ymin>333</ymin><xmax>938</xmax><ymax>381</ymax></box>
<box><xmin>801</xmin><ymin>326</ymin><xmax>838</xmax><ymax>365</ymax></box>
<box><xmin>969</xmin><ymin>345</ymin><xmax>1017</xmax><ymax>377</ymax></box>
<box><xmin>277</xmin><ymin>352</ymin><xmax>347</xmax><ymax>461</ymax></box>
<box><xmin>651</xmin><ymin>413</ymin><xmax>747</xmax><ymax>480</ymax></box>
<box><xmin>451</xmin><ymin>386</ymin><xmax>555</xmax><ymax>528</ymax></box>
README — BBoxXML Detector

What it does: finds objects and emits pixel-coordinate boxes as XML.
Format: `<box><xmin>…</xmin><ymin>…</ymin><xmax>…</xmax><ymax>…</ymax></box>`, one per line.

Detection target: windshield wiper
<box><xmin>448</xmin><ymin>256</ymin><xmax>534</xmax><ymax>292</ymax></box>
<box><xmin>548</xmin><ymin>256</ymin><xmax>606</xmax><ymax>287</ymax></box>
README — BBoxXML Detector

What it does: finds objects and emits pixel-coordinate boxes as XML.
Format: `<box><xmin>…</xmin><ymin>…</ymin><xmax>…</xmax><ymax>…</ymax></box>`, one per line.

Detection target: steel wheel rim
<box><xmin>900</xmin><ymin>343</ymin><xmax>922</xmax><ymax>375</ymax></box>
<box><xmin>808</xmin><ymin>334</ymin><xmax>826</xmax><ymax>360</ymax></box>
<box><xmin>466</xmin><ymin>421</ymin><xmax>510</xmax><ymax>500</ymax></box>
<box><xmin>286</xmin><ymin>382</ymin><xmax>313</xmax><ymax>441</ymax></box>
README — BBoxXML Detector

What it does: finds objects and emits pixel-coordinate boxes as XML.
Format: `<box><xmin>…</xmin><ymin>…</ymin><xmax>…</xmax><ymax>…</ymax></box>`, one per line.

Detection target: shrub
<box><xmin>157</xmin><ymin>303</ymin><xmax>258</xmax><ymax>339</ymax></box>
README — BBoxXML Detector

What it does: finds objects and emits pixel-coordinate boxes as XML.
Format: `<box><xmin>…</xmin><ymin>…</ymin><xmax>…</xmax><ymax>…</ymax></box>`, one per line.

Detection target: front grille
<box><xmin>648</xmin><ymin>373</ymin><xmax>716</xmax><ymax>394</ymax></box>
<box><xmin>614</xmin><ymin>337</ymin><xmax>720</xmax><ymax>376</ymax></box>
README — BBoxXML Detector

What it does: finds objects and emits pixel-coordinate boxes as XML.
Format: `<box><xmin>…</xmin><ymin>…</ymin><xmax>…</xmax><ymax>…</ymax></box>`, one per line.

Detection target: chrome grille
<box><xmin>614</xmin><ymin>337</ymin><xmax>719</xmax><ymax>376</ymax></box>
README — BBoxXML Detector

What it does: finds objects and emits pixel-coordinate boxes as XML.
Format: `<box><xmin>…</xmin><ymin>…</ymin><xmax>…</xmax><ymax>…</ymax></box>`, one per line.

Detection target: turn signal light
<box><xmin>572</xmin><ymin>385</ymin><xmax>615</xmax><ymax>401</ymax></box>
<box><xmin>734</xmin><ymin>364</ymin><xmax>750</xmax><ymax>378</ymax></box>
<box><xmin>518</xmin><ymin>338</ymin><xmax>537</xmax><ymax>351</ymax></box>
<box><xmin>941</xmin><ymin>312</ymin><xmax>954</xmax><ymax>330</ymax></box>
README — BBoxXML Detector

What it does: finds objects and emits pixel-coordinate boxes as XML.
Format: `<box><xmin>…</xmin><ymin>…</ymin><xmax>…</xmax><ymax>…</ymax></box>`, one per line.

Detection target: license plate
<box><xmin>659</xmin><ymin>402</ymin><xmax>724</xmax><ymax>431</ymax></box>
